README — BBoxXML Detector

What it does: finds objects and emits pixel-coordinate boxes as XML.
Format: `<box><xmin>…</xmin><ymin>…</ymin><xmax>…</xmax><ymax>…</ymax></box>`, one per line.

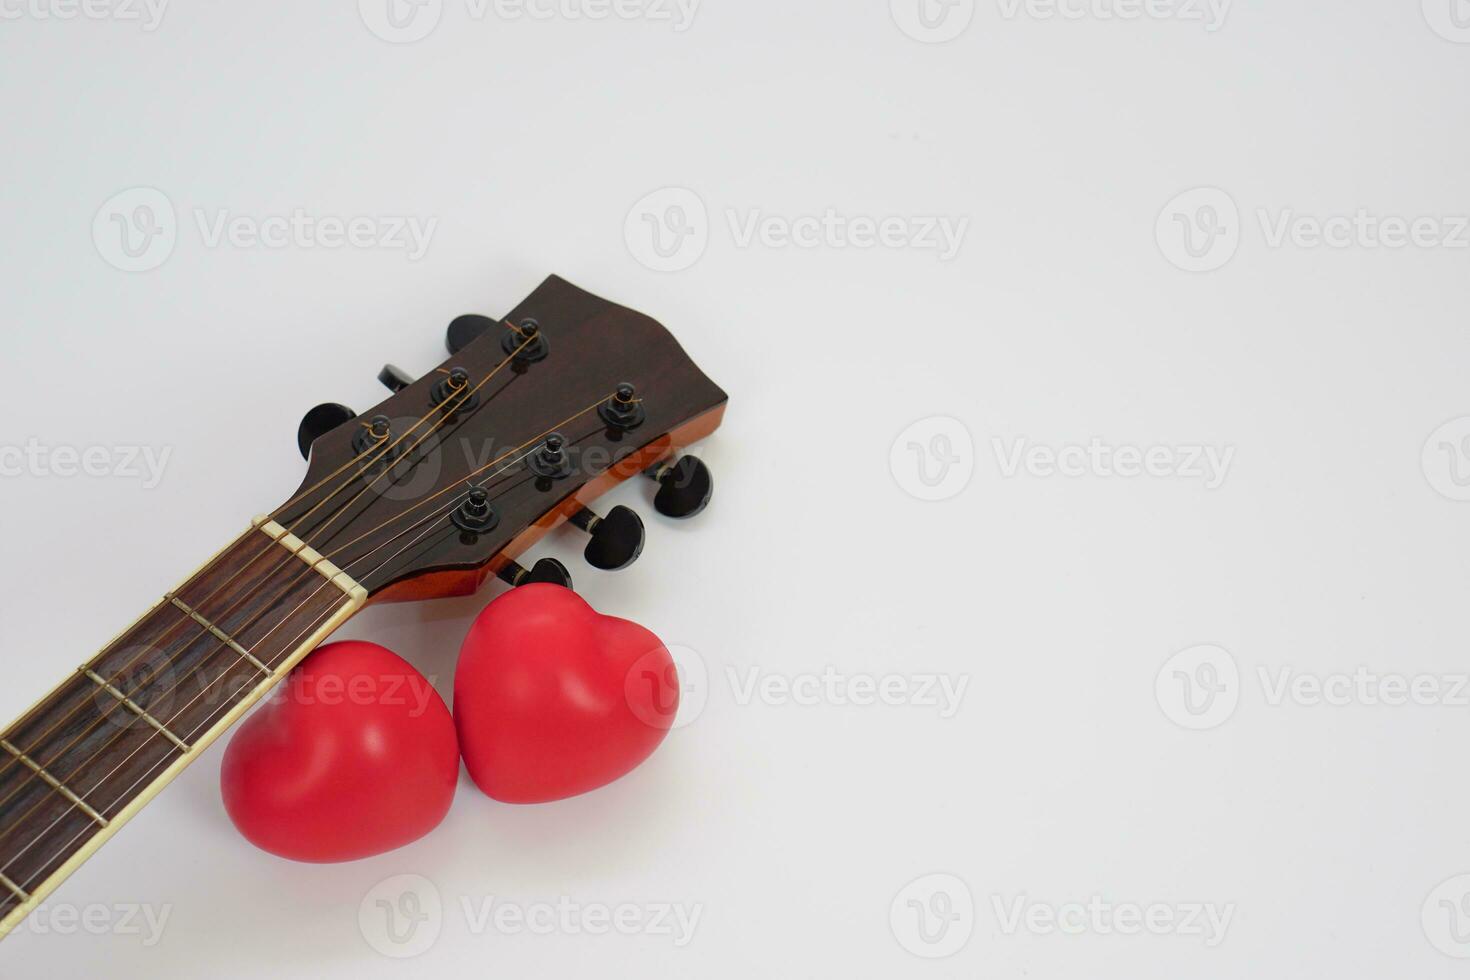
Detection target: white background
<box><xmin>2</xmin><ymin>0</ymin><xmax>1470</xmax><ymax>975</ymax></box>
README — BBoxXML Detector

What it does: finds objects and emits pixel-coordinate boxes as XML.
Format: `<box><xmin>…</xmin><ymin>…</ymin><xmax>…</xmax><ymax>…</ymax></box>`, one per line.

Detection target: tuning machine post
<box><xmin>528</xmin><ymin>433</ymin><xmax>573</xmax><ymax>481</ymax></box>
<box><xmin>445</xmin><ymin>314</ymin><xmax>549</xmax><ymax>365</ymax></box>
<box><xmin>598</xmin><ymin>382</ymin><xmax>645</xmax><ymax>432</ymax></box>
<box><xmin>451</xmin><ymin>487</ymin><xmax>500</xmax><ymax>535</ymax></box>
<box><xmin>430</xmin><ymin>366</ymin><xmax>479</xmax><ymax>416</ymax></box>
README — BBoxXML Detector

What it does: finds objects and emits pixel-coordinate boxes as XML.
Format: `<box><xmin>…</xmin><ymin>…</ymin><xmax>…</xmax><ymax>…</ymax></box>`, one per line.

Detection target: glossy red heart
<box><xmin>220</xmin><ymin>640</ymin><xmax>458</xmax><ymax>862</ymax></box>
<box><xmin>454</xmin><ymin>585</ymin><xmax>678</xmax><ymax>804</ymax></box>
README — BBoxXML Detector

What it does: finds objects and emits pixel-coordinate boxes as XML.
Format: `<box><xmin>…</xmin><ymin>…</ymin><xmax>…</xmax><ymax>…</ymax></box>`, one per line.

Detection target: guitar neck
<box><xmin>0</xmin><ymin>518</ymin><xmax>366</xmax><ymax>938</ymax></box>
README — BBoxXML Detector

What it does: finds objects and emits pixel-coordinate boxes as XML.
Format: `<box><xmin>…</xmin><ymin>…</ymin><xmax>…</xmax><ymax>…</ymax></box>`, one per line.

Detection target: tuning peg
<box><xmin>496</xmin><ymin>557</ymin><xmax>573</xmax><ymax>589</ymax></box>
<box><xmin>378</xmin><ymin>364</ymin><xmax>415</xmax><ymax>392</ymax></box>
<box><xmin>646</xmin><ymin>456</ymin><xmax>714</xmax><ymax>519</ymax></box>
<box><xmin>567</xmin><ymin>505</ymin><xmax>645</xmax><ymax>571</ymax></box>
<box><xmin>297</xmin><ymin>403</ymin><xmax>357</xmax><ymax>460</ymax></box>
<box><xmin>446</xmin><ymin>314</ymin><xmax>497</xmax><ymax>355</ymax></box>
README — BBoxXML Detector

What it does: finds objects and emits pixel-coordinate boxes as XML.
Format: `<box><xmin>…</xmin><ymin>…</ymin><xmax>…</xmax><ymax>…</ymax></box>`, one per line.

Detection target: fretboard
<box><xmin>0</xmin><ymin>518</ymin><xmax>366</xmax><ymax>939</ymax></box>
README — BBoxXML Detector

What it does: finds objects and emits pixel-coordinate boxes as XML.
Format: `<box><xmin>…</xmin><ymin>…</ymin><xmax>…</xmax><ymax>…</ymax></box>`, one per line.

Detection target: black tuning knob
<box><xmin>297</xmin><ymin>403</ymin><xmax>357</xmax><ymax>460</ymax></box>
<box><xmin>598</xmin><ymin>382</ymin><xmax>645</xmax><ymax>432</ymax></box>
<box><xmin>528</xmin><ymin>433</ymin><xmax>573</xmax><ymax>480</ymax></box>
<box><xmin>497</xmin><ymin>557</ymin><xmax>573</xmax><ymax>589</ymax></box>
<box><xmin>451</xmin><ymin>486</ymin><xmax>499</xmax><ymax>534</ymax></box>
<box><xmin>646</xmin><ymin>455</ymin><xmax>714</xmax><ymax>520</ymax></box>
<box><xmin>378</xmin><ymin>364</ymin><xmax>415</xmax><ymax>392</ymax></box>
<box><xmin>646</xmin><ymin>456</ymin><xmax>714</xmax><ymax>519</ymax></box>
<box><xmin>446</xmin><ymin>314</ymin><xmax>497</xmax><ymax>356</ymax></box>
<box><xmin>430</xmin><ymin>366</ymin><xmax>479</xmax><ymax>415</ymax></box>
<box><xmin>501</xmin><ymin>317</ymin><xmax>549</xmax><ymax>362</ymax></box>
<box><xmin>568</xmin><ymin>506</ymin><xmax>644</xmax><ymax>571</ymax></box>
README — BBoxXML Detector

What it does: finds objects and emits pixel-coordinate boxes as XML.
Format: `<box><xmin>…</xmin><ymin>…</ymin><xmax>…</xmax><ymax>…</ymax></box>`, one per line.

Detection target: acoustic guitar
<box><xmin>0</xmin><ymin>275</ymin><xmax>726</xmax><ymax>941</ymax></box>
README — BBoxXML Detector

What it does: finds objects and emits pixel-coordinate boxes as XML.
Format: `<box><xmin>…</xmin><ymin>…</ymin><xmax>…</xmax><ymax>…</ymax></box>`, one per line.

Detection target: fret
<box><xmin>0</xmin><ymin>520</ymin><xmax>367</xmax><ymax>940</ymax></box>
<box><xmin>0</xmin><ymin>872</ymin><xmax>26</xmax><ymax>931</ymax></box>
<box><xmin>59</xmin><ymin>723</ymin><xmax>179</xmax><ymax>820</ymax></box>
<box><xmin>64</xmin><ymin>568</ymin><xmax>351</xmax><ymax>821</ymax></box>
<box><xmin>0</xmin><ymin>737</ymin><xmax>98</xmax><ymax>906</ymax></box>
<box><xmin>166</xmin><ymin>596</ymin><xmax>273</xmax><ymax>675</ymax></box>
<box><xmin>0</xmin><ymin>797</ymin><xmax>107</xmax><ymax>908</ymax></box>
<box><xmin>0</xmin><ymin>273</ymin><xmax>732</xmax><ymax>945</ymax></box>
<box><xmin>1</xmin><ymin>673</ymin><xmax>156</xmax><ymax>794</ymax></box>
<box><xmin>151</xmin><ymin>585</ymin><xmax>349</xmax><ymax>773</ymax></box>
<box><xmin>0</xmin><ymin>741</ymin><xmax>108</xmax><ymax>829</ymax></box>
<box><xmin>6</xmin><ymin>672</ymin><xmax>179</xmax><ymax>827</ymax></box>
<box><xmin>80</xmin><ymin>671</ymin><xmax>192</xmax><ymax>752</ymax></box>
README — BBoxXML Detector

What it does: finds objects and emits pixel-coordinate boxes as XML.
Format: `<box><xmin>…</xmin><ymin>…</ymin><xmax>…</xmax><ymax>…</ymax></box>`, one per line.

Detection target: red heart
<box><xmin>220</xmin><ymin>641</ymin><xmax>458</xmax><ymax>862</ymax></box>
<box><xmin>454</xmin><ymin>585</ymin><xmax>678</xmax><ymax>804</ymax></box>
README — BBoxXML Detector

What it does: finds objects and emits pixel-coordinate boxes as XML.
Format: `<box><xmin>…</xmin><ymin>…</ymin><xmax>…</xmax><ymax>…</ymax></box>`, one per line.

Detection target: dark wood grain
<box><xmin>279</xmin><ymin>274</ymin><xmax>728</xmax><ymax>599</ymax></box>
<box><xmin>0</xmin><ymin>274</ymin><xmax>728</xmax><ymax>938</ymax></box>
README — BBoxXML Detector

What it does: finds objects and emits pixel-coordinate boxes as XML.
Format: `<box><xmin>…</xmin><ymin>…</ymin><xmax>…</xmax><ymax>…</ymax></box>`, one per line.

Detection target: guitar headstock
<box><xmin>275</xmin><ymin>275</ymin><xmax>727</xmax><ymax>603</ymax></box>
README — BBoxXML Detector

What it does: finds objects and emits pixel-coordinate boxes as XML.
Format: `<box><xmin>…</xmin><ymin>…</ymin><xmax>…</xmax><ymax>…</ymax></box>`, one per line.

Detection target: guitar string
<box><xmin>97</xmin><ymin>328</ymin><xmax>535</xmax><ymax>672</ymax></box>
<box><xmin>1</xmin><ymin>377</ymin><xmax>602</xmax><ymax>837</ymax></box>
<box><xmin>0</xmin><ymin>337</ymin><xmax>534</xmax><ymax>807</ymax></box>
<box><xmin>298</xmin><ymin>392</ymin><xmax>629</xmax><ymax>565</ymax></box>
<box><xmin>4</xmin><ymin>421</ymin><xmax>599</xmax><ymax>890</ymax></box>
<box><xmin>1</xmin><ymin>389</ymin><xmax>618</xmax><ymax>878</ymax></box>
<box><xmin>0</xmin><ymin>438</ymin><xmax>552</xmax><ymax>879</ymax></box>
<box><xmin>132</xmin><ymin>329</ymin><xmax>536</xmax><ymax>653</ymax></box>
<box><xmin>273</xmin><ymin>332</ymin><xmax>532</xmax><ymax>529</ymax></box>
<box><xmin>0</xmin><ymin>369</ymin><xmax>492</xmax><ymax>802</ymax></box>
<box><xmin>0</xmin><ymin>357</ymin><xmax>526</xmax><ymax>814</ymax></box>
<box><xmin>1</xmin><ymin>399</ymin><xmax>615</xmax><ymax>883</ymax></box>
